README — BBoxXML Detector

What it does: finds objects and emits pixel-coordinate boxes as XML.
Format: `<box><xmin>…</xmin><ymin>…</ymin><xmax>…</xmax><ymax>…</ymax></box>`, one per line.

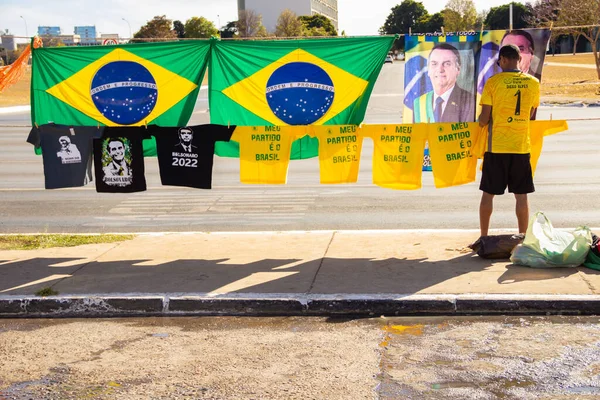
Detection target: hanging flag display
<box><xmin>31</xmin><ymin>40</ymin><xmax>211</xmax><ymax>155</ymax></box>
<box><xmin>209</xmin><ymin>36</ymin><xmax>395</xmax><ymax>159</ymax></box>
<box><xmin>476</xmin><ymin>29</ymin><xmax>551</xmax><ymax>116</ymax></box>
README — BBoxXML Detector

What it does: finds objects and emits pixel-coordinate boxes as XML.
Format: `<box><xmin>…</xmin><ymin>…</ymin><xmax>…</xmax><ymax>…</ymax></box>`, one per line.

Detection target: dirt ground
<box><xmin>0</xmin><ymin>54</ymin><xmax>598</xmax><ymax>107</ymax></box>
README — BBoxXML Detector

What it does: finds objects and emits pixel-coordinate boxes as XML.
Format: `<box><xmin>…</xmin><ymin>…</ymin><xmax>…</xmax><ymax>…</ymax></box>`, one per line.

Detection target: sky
<box><xmin>1</xmin><ymin>0</ymin><xmax>514</xmax><ymax>42</ymax></box>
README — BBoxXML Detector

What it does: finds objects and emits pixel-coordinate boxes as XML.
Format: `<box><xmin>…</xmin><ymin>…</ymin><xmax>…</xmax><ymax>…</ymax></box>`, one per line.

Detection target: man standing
<box><xmin>413</xmin><ymin>43</ymin><xmax>475</xmax><ymax>123</ymax></box>
<box><xmin>174</xmin><ymin>127</ymin><xmax>197</xmax><ymax>153</ymax></box>
<box><xmin>477</xmin><ymin>44</ymin><xmax>541</xmax><ymax>236</ymax></box>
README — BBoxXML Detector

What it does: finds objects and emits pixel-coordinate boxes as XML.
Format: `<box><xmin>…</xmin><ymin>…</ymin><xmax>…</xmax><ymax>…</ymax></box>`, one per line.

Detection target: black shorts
<box><xmin>480</xmin><ymin>152</ymin><xmax>535</xmax><ymax>195</ymax></box>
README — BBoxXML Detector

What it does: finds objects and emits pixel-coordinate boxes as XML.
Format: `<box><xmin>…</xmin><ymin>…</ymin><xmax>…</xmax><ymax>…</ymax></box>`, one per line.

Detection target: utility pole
<box><xmin>122</xmin><ymin>18</ymin><xmax>132</xmax><ymax>39</ymax></box>
<box><xmin>20</xmin><ymin>15</ymin><xmax>28</xmax><ymax>38</ymax></box>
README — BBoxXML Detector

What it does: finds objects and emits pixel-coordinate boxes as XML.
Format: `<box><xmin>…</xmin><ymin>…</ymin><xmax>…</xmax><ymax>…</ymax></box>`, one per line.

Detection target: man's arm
<box><xmin>478</xmin><ymin>105</ymin><xmax>492</xmax><ymax>127</ymax></box>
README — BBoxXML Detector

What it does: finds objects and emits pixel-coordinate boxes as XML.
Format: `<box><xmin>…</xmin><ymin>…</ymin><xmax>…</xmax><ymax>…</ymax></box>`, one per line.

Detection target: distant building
<box><xmin>0</xmin><ymin>35</ymin><xmax>18</xmax><ymax>51</ymax></box>
<box><xmin>38</xmin><ymin>26</ymin><xmax>61</xmax><ymax>36</ymax></box>
<box><xmin>237</xmin><ymin>0</ymin><xmax>338</xmax><ymax>34</ymax></box>
<box><xmin>74</xmin><ymin>25</ymin><xmax>97</xmax><ymax>45</ymax></box>
<box><xmin>59</xmin><ymin>34</ymin><xmax>81</xmax><ymax>46</ymax></box>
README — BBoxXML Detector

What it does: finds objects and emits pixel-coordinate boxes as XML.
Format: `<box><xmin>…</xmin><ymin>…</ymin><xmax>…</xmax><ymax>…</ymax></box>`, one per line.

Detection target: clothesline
<box><xmin>2</xmin><ymin>118</ymin><xmax>600</xmax><ymax>129</ymax></box>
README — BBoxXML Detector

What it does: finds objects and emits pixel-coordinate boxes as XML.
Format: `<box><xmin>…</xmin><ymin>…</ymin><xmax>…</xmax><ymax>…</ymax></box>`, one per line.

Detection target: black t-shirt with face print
<box><xmin>93</xmin><ymin>127</ymin><xmax>148</xmax><ymax>193</ymax></box>
<box><xmin>27</xmin><ymin>124</ymin><xmax>102</xmax><ymax>189</ymax></box>
<box><xmin>150</xmin><ymin>124</ymin><xmax>236</xmax><ymax>189</ymax></box>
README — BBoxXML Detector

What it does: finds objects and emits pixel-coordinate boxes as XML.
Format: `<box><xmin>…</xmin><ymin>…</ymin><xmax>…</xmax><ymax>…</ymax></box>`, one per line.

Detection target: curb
<box><xmin>0</xmin><ymin>105</ymin><xmax>30</xmax><ymax>115</ymax></box>
<box><xmin>3</xmin><ymin>294</ymin><xmax>600</xmax><ymax>317</ymax></box>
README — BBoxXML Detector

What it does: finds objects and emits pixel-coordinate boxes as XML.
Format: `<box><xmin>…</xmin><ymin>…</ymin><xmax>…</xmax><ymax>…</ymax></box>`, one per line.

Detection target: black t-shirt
<box><xmin>93</xmin><ymin>127</ymin><xmax>147</xmax><ymax>193</ymax></box>
<box><xmin>27</xmin><ymin>124</ymin><xmax>102</xmax><ymax>189</ymax></box>
<box><xmin>150</xmin><ymin>124</ymin><xmax>235</xmax><ymax>189</ymax></box>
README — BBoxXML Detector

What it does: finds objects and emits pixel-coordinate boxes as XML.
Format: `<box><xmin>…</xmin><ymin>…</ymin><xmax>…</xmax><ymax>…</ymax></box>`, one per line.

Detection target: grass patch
<box><xmin>0</xmin><ymin>234</ymin><xmax>135</xmax><ymax>250</ymax></box>
<box><xmin>35</xmin><ymin>287</ymin><xmax>59</xmax><ymax>297</ymax></box>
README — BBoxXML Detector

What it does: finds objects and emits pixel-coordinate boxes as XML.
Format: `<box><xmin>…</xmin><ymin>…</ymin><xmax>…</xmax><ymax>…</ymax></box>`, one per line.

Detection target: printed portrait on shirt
<box><xmin>56</xmin><ymin>135</ymin><xmax>82</xmax><ymax>164</ymax></box>
<box><xmin>102</xmin><ymin>137</ymin><xmax>132</xmax><ymax>186</ymax></box>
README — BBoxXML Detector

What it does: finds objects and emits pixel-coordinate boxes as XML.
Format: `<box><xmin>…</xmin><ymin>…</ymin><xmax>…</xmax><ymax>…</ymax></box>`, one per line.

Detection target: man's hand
<box><xmin>478</xmin><ymin>105</ymin><xmax>492</xmax><ymax>127</ymax></box>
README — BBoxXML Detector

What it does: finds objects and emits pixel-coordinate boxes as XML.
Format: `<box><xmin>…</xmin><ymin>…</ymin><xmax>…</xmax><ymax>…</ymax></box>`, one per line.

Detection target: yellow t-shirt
<box><xmin>361</xmin><ymin>124</ymin><xmax>428</xmax><ymax>190</ymax></box>
<box><xmin>480</xmin><ymin>71</ymin><xmax>540</xmax><ymax>154</ymax></box>
<box><xmin>530</xmin><ymin>120</ymin><xmax>568</xmax><ymax>176</ymax></box>
<box><xmin>232</xmin><ymin>126</ymin><xmax>306</xmax><ymax>184</ymax></box>
<box><xmin>428</xmin><ymin>122</ymin><xmax>478</xmax><ymax>188</ymax></box>
<box><xmin>308</xmin><ymin>125</ymin><xmax>363</xmax><ymax>184</ymax></box>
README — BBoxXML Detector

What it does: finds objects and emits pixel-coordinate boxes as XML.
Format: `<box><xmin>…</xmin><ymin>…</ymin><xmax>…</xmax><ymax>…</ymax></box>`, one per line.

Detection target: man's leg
<box><xmin>479</xmin><ymin>192</ymin><xmax>495</xmax><ymax>237</ymax></box>
<box><xmin>514</xmin><ymin>193</ymin><xmax>529</xmax><ymax>234</ymax></box>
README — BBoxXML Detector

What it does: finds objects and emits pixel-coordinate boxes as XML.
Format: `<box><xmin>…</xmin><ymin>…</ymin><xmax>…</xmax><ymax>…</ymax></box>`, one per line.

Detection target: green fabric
<box><xmin>584</xmin><ymin>251</ymin><xmax>600</xmax><ymax>271</ymax></box>
<box><xmin>209</xmin><ymin>36</ymin><xmax>395</xmax><ymax>159</ymax></box>
<box><xmin>31</xmin><ymin>40</ymin><xmax>212</xmax><ymax>156</ymax></box>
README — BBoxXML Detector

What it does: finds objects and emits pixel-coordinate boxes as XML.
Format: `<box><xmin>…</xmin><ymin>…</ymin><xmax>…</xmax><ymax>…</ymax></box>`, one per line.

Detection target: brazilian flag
<box><xmin>31</xmin><ymin>40</ymin><xmax>211</xmax><ymax>155</ymax></box>
<box><xmin>209</xmin><ymin>36</ymin><xmax>395</xmax><ymax>159</ymax></box>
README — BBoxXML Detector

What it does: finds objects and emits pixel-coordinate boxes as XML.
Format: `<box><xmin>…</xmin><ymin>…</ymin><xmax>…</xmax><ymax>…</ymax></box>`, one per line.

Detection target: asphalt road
<box><xmin>2</xmin><ymin>316</ymin><xmax>600</xmax><ymax>399</ymax></box>
<box><xmin>1</xmin><ymin>63</ymin><xmax>599</xmax><ymax>233</ymax></box>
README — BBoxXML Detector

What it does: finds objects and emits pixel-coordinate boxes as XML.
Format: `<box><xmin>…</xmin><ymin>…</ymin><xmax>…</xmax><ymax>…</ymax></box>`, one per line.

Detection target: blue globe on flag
<box><xmin>91</xmin><ymin>61</ymin><xmax>158</xmax><ymax>125</ymax></box>
<box><xmin>266</xmin><ymin>62</ymin><xmax>334</xmax><ymax>125</ymax></box>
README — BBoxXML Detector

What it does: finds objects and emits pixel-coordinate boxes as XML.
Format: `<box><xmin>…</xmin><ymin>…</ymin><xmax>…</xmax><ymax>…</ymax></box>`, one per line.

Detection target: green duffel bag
<box><xmin>583</xmin><ymin>250</ymin><xmax>600</xmax><ymax>271</ymax></box>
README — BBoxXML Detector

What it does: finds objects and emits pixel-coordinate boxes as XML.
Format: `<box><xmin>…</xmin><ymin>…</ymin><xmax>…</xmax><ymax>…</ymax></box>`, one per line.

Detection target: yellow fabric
<box><xmin>530</xmin><ymin>120</ymin><xmax>568</xmax><ymax>176</ymax></box>
<box><xmin>480</xmin><ymin>71</ymin><xmax>540</xmax><ymax>154</ymax></box>
<box><xmin>362</xmin><ymin>124</ymin><xmax>428</xmax><ymax>190</ymax></box>
<box><xmin>472</xmin><ymin>124</ymin><xmax>488</xmax><ymax>159</ymax></box>
<box><xmin>232</xmin><ymin>126</ymin><xmax>305</xmax><ymax>184</ymax></box>
<box><xmin>308</xmin><ymin>125</ymin><xmax>363</xmax><ymax>184</ymax></box>
<box><xmin>427</xmin><ymin>122</ymin><xmax>479</xmax><ymax>188</ymax></box>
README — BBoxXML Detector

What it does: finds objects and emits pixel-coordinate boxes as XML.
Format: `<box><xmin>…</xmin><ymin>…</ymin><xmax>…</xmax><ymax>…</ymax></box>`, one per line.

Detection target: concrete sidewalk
<box><xmin>2</xmin><ymin>230</ymin><xmax>600</xmax><ymax>317</ymax></box>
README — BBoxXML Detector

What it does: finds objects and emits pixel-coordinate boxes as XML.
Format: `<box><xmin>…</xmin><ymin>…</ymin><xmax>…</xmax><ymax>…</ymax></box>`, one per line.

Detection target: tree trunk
<box><xmin>572</xmin><ymin>34</ymin><xmax>580</xmax><ymax>56</ymax></box>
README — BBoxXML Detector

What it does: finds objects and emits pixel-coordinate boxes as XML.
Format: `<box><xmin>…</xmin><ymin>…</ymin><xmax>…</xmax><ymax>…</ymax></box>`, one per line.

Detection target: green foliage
<box><xmin>184</xmin><ymin>16</ymin><xmax>218</xmax><ymax>38</ymax></box>
<box><xmin>485</xmin><ymin>2</ymin><xmax>531</xmax><ymax>29</ymax></box>
<box><xmin>418</xmin><ymin>12</ymin><xmax>444</xmax><ymax>33</ymax></box>
<box><xmin>380</xmin><ymin>0</ymin><xmax>429</xmax><ymax>36</ymax></box>
<box><xmin>173</xmin><ymin>20</ymin><xmax>185</xmax><ymax>38</ymax></box>
<box><xmin>220</xmin><ymin>21</ymin><xmax>238</xmax><ymax>38</ymax></box>
<box><xmin>275</xmin><ymin>9</ymin><xmax>303</xmax><ymax>37</ymax></box>
<box><xmin>0</xmin><ymin>234</ymin><xmax>135</xmax><ymax>250</ymax></box>
<box><xmin>35</xmin><ymin>287</ymin><xmax>59</xmax><ymax>297</ymax></box>
<box><xmin>443</xmin><ymin>0</ymin><xmax>477</xmax><ymax>31</ymax></box>
<box><xmin>299</xmin><ymin>15</ymin><xmax>337</xmax><ymax>36</ymax></box>
<box><xmin>133</xmin><ymin>15</ymin><xmax>177</xmax><ymax>41</ymax></box>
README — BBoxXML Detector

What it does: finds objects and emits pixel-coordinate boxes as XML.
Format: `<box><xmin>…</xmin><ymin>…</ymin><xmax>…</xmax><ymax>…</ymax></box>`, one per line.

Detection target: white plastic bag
<box><xmin>510</xmin><ymin>212</ymin><xmax>592</xmax><ymax>268</ymax></box>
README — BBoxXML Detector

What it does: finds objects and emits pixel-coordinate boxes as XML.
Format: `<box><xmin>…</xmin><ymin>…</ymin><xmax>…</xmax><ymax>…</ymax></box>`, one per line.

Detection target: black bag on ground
<box><xmin>469</xmin><ymin>234</ymin><xmax>525</xmax><ymax>259</ymax></box>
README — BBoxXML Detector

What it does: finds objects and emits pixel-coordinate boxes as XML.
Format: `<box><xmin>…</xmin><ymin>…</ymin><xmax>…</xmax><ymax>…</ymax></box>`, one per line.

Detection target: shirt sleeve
<box><xmin>26</xmin><ymin>126</ymin><xmax>41</xmax><ymax>147</ymax></box>
<box><xmin>214</xmin><ymin>124</ymin><xmax>236</xmax><ymax>142</ymax></box>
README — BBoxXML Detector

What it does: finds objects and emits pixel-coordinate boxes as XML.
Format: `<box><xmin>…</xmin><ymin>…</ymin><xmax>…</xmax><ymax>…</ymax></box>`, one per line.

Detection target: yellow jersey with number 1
<box><xmin>480</xmin><ymin>71</ymin><xmax>540</xmax><ymax>154</ymax></box>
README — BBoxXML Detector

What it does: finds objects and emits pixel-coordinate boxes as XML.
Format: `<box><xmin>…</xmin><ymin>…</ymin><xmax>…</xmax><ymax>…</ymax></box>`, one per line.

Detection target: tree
<box><xmin>299</xmin><ymin>15</ymin><xmax>337</xmax><ymax>36</ymax></box>
<box><xmin>380</xmin><ymin>0</ymin><xmax>429</xmax><ymax>36</ymax></box>
<box><xmin>220</xmin><ymin>21</ymin><xmax>238</xmax><ymax>39</ymax></box>
<box><xmin>443</xmin><ymin>0</ymin><xmax>477</xmax><ymax>31</ymax></box>
<box><xmin>524</xmin><ymin>0</ymin><xmax>561</xmax><ymax>55</ymax></box>
<box><xmin>40</xmin><ymin>35</ymin><xmax>64</xmax><ymax>48</ymax></box>
<box><xmin>475</xmin><ymin>9</ymin><xmax>489</xmax><ymax>30</ymax></box>
<box><xmin>274</xmin><ymin>9</ymin><xmax>303</xmax><ymax>37</ymax></box>
<box><xmin>184</xmin><ymin>16</ymin><xmax>218</xmax><ymax>38</ymax></box>
<box><xmin>418</xmin><ymin>12</ymin><xmax>444</xmax><ymax>33</ymax></box>
<box><xmin>133</xmin><ymin>15</ymin><xmax>177</xmax><ymax>41</ymax></box>
<box><xmin>556</xmin><ymin>0</ymin><xmax>600</xmax><ymax>78</ymax></box>
<box><xmin>237</xmin><ymin>9</ymin><xmax>267</xmax><ymax>37</ymax></box>
<box><xmin>484</xmin><ymin>2</ymin><xmax>531</xmax><ymax>30</ymax></box>
<box><xmin>173</xmin><ymin>20</ymin><xmax>185</xmax><ymax>38</ymax></box>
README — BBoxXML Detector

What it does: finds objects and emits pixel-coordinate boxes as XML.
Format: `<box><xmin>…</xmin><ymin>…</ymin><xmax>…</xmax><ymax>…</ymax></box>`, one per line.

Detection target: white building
<box><xmin>238</xmin><ymin>0</ymin><xmax>338</xmax><ymax>34</ymax></box>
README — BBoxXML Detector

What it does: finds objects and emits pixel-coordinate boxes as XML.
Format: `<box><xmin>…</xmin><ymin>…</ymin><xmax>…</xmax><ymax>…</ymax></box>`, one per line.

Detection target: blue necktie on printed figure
<box><xmin>434</xmin><ymin>97</ymin><xmax>444</xmax><ymax>122</ymax></box>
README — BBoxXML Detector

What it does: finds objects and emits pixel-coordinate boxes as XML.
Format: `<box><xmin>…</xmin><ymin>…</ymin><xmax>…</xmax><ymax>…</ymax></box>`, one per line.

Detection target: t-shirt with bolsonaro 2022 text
<box><xmin>150</xmin><ymin>124</ymin><xmax>236</xmax><ymax>189</ymax></box>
